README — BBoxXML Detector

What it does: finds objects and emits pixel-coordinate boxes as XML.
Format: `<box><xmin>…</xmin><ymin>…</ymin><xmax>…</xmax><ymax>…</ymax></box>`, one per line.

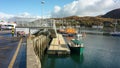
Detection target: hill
<box><xmin>102</xmin><ymin>8</ymin><xmax>120</xmax><ymax>19</ymax></box>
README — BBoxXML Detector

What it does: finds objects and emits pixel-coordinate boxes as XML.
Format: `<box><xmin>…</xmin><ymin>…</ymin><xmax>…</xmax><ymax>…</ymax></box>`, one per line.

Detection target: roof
<box><xmin>71</xmin><ymin>39</ymin><xmax>83</xmax><ymax>45</ymax></box>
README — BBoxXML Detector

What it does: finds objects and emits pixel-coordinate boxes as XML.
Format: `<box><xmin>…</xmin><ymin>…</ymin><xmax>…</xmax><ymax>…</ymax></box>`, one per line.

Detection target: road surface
<box><xmin>0</xmin><ymin>30</ymin><xmax>20</xmax><ymax>68</ymax></box>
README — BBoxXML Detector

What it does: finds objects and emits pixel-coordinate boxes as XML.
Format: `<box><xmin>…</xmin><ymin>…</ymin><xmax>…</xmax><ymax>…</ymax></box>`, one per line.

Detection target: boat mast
<box><xmin>53</xmin><ymin>20</ymin><xmax>57</xmax><ymax>35</ymax></box>
<box><xmin>114</xmin><ymin>20</ymin><xmax>117</xmax><ymax>32</ymax></box>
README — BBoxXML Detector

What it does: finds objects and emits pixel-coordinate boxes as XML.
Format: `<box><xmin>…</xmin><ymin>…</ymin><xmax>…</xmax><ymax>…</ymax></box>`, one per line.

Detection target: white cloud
<box><xmin>19</xmin><ymin>12</ymin><xmax>31</xmax><ymax>17</ymax></box>
<box><xmin>54</xmin><ymin>6</ymin><xmax>61</xmax><ymax>13</ymax></box>
<box><xmin>0</xmin><ymin>12</ymin><xmax>14</xmax><ymax>19</ymax></box>
<box><xmin>0</xmin><ymin>12</ymin><xmax>42</xmax><ymax>21</ymax></box>
<box><xmin>0</xmin><ymin>12</ymin><xmax>44</xmax><ymax>23</ymax></box>
<box><xmin>51</xmin><ymin>0</ymin><xmax>120</xmax><ymax>17</ymax></box>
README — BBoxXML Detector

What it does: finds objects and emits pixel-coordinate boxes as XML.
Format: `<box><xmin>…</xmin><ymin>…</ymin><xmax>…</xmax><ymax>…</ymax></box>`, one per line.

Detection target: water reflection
<box><xmin>70</xmin><ymin>54</ymin><xmax>84</xmax><ymax>64</ymax></box>
<box><xmin>42</xmin><ymin>54</ymin><xmax>84</xmax><ymax>68</ymax></box>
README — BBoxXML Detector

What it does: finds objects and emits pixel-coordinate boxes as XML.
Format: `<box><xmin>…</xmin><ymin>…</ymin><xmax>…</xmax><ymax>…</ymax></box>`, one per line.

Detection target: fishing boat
<box><xmin>58</xmin><ymin>27</ymin><xmax>77</xmax><ymax>37</ymax></box>
<box><xmin>66</xmin><ymin>33</ymin><xmax>84</xmax><ymax>55</ymax></box>
<box><xmin>110</xmin><ymin>32</ymin><xmax>120</xmax><ymax>36</ymax></box>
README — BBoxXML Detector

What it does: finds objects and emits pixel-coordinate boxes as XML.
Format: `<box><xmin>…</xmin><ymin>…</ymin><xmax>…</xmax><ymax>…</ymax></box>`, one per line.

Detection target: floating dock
<box><xmin>47</xmin><ymin>34</ymin><xmax>70</xmax><ymax>55</ymax></box>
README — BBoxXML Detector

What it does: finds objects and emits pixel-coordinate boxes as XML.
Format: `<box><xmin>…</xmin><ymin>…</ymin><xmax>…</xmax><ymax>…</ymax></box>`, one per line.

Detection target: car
<box><xmin>17</xmin><ymin>31</ymin><xmax>26</xmax><ymax>37</ymax></box>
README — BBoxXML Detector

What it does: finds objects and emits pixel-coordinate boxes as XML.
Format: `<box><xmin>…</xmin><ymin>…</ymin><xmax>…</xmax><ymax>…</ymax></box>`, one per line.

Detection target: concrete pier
<box><xmin>27</xmin><ymin>35</ymin><xmax>50</xmax><ymax>68</ymax></box>
<box><xmin>47</xmin><ymin>34</ymin><xmax>70</xmax><ymax>55</ymax></box>
<box><xmin>27</xmin><ymin>37</ymin><xmax>41</xmax><ymax>68</ymax></box>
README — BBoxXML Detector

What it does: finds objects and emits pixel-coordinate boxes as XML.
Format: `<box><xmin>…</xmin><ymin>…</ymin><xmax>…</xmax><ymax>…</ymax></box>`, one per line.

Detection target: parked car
<box><xmin>1</xmin><ymin>24</ymin><xmax>16</xmax><ymax>30</ymax></box>
<box><xmin>17</xmin><ymin>31</ymin><xmax>26</xmax><ymax>37</ymax></box>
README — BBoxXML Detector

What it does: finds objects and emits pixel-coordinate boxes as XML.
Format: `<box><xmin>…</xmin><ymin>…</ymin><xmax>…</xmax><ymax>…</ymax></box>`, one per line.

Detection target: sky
<box><xmin>0</xmin><ymin>0</ymin><xmax>120</xmax><ymax>19</ymax></box>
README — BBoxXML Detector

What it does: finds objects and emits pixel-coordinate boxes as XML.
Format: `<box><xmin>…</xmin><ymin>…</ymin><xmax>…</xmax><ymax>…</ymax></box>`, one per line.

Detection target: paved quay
<box><xmin>0</xmin><ymin>30</ymin><xmax>41</xmax><ymax>68</ymax></box>
<box><xmin>0</xmin><ymin>36</ymin><xmax>20</xmax><ymax>68</ymax></box>
<box><xmin>0</xmin><ymin>30</ymin><xmax>23</xmax><ymax>68</ymax></box>
<box><xmin>0</xmin><ymin>30</ymin><xmax>11</xmax><ymax>34</ymax></box>
<box><xmin>27</xmin><ymin>37</ymin><xmax>41</xmax><ymax>68</ymax></box>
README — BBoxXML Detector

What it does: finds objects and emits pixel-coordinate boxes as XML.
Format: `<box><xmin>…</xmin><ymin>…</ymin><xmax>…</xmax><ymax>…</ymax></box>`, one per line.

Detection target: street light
<box><xmin>41</xmin><ymin>0</ymin><xmax>45</xmax><ymax>19</ymax></box>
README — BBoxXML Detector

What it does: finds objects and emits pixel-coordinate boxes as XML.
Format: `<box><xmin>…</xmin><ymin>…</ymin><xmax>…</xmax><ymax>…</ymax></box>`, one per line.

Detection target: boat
<box><xmin>110</xmin><ymin>32</ymin><xmax>120</xmax><ymax>36</ymax></box>
<box><xmin>66</xmin><ymin>33</ymin><xmax>84</xmax><ymax>55</ymax></box>
<box><xmin>65</xmin><ymin>27</ymin><xmax>77</xmax><ymax>34</ymax></box>
<box><xmin>58</xmin><ymin>27</ymin><xmax>77</xmax><ymax>37</ymax></box>
<box><xmin>110</xmin><ymin>21</ymin><xmax>120</xmax><ymax>36</ymax></box>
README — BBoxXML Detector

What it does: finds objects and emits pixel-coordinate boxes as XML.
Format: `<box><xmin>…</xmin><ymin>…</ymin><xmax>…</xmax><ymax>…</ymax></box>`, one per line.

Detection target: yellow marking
<box><xmin>8</xmin><ymin>38</ymin><xmax>23</xmax><ymax>68</ymax></box>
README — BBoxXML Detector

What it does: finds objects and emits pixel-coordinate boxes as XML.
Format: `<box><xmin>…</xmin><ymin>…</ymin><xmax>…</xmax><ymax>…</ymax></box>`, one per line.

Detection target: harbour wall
<box><xmin>27</xmin><ymin>35</ymin><xmax>50</xmax><ymax>68</ymax></box>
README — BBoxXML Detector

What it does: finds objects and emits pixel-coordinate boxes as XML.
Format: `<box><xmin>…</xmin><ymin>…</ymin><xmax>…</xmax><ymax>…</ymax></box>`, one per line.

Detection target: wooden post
<box><xmin>38</xmin><ymin>38</ymin><xmax>40</xmax><ymax>58</ymax></box>
<box><xmin>40</xmin><ymin>37</ymin><xmax>42</xmax><ymax>60</ymax></box>
<box><xmin>37</xmin><ymin>39</ymin><xmax>39</xmax><ymax>56</ymax></box>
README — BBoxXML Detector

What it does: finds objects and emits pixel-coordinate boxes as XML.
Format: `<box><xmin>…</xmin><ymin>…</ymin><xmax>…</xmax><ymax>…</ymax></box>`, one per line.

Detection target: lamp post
<box><xmin>41</xmin><ymin>0</ymin><xmax>45</xmax><ymax>19</ymax></box>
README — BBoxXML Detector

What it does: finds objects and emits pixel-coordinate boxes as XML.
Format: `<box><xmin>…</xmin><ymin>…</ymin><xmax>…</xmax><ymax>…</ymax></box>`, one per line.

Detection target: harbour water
<box><xmin>42</xmin><ymin>34</ymin><xmax>120</xmax><ymax>68</ymax></box>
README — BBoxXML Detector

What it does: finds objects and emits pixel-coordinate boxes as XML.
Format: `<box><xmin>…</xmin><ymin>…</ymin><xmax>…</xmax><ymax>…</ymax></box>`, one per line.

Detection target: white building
<box><xmin>92</xmin><ymin>25</ymin><xmax>103</xmax><ymax>29</ymax></box>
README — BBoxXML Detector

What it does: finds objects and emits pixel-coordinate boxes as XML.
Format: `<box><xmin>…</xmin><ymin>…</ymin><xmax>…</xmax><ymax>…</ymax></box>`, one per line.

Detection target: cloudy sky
<box><xmin>0</xmin><ymin>0</ymin><xmax>120</xmax><ymax>19</ymax></box>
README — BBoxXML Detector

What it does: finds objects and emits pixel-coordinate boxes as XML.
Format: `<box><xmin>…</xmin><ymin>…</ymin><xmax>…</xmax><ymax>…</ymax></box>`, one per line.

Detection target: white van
<box><xmin>1</xmin><ymin>24</ymin><xmax>16</xmax><ymax>30</ymax></box>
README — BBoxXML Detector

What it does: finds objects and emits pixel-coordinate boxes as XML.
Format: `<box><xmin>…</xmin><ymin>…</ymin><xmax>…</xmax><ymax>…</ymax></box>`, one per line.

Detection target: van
<box><xmin>1</xmin><ymin>24</ymin><xmax>16</xmax><ymax>30</ymax></box>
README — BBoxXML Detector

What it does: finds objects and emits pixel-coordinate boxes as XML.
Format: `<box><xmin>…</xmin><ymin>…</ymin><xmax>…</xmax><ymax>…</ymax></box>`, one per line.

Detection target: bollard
<box><xmin>11</xmin><ymin>25</ymin><xmax>14</xmax><ymax>37</ymax></box>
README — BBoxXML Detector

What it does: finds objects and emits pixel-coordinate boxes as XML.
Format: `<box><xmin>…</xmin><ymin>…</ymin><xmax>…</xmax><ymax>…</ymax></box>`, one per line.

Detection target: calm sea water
<box><xmin>42</xmin><ymin>34</ymin><xmax>120</xmax><ymax>68</ymax></box>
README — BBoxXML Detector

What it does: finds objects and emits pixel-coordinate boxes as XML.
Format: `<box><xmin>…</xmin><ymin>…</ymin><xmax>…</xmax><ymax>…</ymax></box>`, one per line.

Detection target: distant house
<box><xmin>92</xmin><ymin>25</ymin><xmax>103</xmax><ymax>29</ymax></box>
<box><xmin>103</xmin><ymin>21</ymin><xmax>112</xmax><ymax>27</ymax></box>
